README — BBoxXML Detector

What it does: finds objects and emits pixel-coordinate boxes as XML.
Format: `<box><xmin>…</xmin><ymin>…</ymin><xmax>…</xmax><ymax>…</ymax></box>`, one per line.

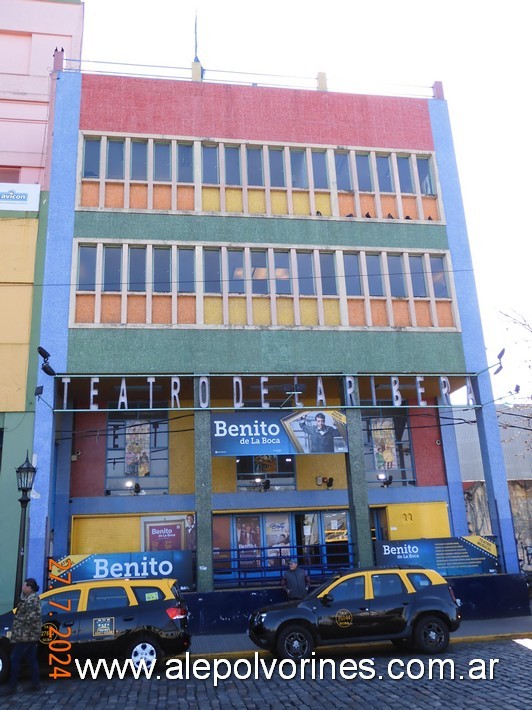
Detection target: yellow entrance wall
<box><xmin>385</xmin><ymin>502</ymin><xmax>450</xmax><ymax>540</ymax></box>
<box><xmin>71</xmin><ymin>514</ymin><xmax>141</xmax><ymax>554</ymax></box>
<box><xmin>297</xmin><ymin>454</ymin><xmax>346</xmax><ymax>490</ymax></box>
<box><xmin>0</xmin><ymin>218</ymin><xmax>37</xmax><ymax>411</ymax></box>
<box><xmin>169</xmin><ymin>413</ymin><xmax>195</xmax><ymax>494</ymax></box>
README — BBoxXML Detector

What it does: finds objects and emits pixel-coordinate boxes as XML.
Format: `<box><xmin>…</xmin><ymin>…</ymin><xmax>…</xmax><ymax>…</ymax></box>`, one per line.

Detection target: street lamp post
<box><xmin>13</xmin><ymin>452</ymin><xmax>37</xmax><ymax>608</ymax></box>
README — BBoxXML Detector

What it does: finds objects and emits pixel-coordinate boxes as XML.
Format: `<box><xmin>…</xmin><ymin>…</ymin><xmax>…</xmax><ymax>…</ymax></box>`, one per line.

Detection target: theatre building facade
<box><xmin>27</xmin><ymin>65</ymin><xmax>518</xmax><ymax>593</ymax></box>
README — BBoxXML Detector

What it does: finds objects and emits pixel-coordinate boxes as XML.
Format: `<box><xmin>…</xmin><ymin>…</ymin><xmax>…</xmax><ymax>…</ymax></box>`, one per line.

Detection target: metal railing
<box><xmin>213</xmin><ymin>542</ymin><xmax>356</xmax><ymax>589</ymax></box>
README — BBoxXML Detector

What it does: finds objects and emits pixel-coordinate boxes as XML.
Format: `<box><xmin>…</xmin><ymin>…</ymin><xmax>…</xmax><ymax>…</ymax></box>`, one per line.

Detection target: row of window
<box><xmin>83</xmin><ymin>136</ymin><xmax>436</xmax><ymax>196</ymax></box>
<box><xmin>103</xmin><ymin>412</ymin><xmax>415</xmax><ymax>495</ymax></box>
<box><xmin>78</xmin><ymin>244</ymin><xmax>450</xmax><ymax>299</ymax></box>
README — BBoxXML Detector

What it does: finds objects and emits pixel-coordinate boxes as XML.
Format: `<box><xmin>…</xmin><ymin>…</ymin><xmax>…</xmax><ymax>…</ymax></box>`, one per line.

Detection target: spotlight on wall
<box><xmin>316</xmin><ymin>476</ymin><xmax>323</xmax><ymax>486</ymax></box>
<box><xmin>133</xmin><ymin>482</ymin><xmax>141</xmax><ymax>495</ymax></box>
<box><xmin>37</xmin><ymin>346</ymin><xmax>56</xmax><ymax>377</ymax></box>
<box><xmin>261</xmin><ymin>479</ymin><xmax>271</xmax><ymax>492</ymax></box>
<box><xmin>377</xmin><ymin>473</ymin><xmax>393</xmax><ymax>488</ymax></box>
<box><xmin>325</xmin><ymin>477</ymin><xmax>334</xmax><ymax>489</ymax></box>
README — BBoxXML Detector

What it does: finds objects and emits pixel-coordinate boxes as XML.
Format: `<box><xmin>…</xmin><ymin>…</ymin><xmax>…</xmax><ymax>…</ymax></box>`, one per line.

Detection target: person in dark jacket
<box><xmin>281</xmin><ymin>559</ymin><xmax>311</xmax><ymax>600</ymax></box>
<box><xmin>299</xmin><ymin>412</ymin><xmax>340</xmax><ymax>453</ymax></box>
<box><xmin>1</xmin><ymin>578</ymin><xmax>42</xmax><ymax>695</ymax></box>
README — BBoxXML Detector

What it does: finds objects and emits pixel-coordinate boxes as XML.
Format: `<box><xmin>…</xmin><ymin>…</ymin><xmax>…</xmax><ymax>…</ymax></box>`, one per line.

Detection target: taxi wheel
<box><xmin>0</xmin><ymin>645</ymin><xmax>10</xmax><ymax>683</ymax></box>
<box><xmin>276</xmin><ymin>625</ymin><xmax>314</xmax><ymax>660</ymax></box>
<box><xmin>413</xmin><ymin>615</ymin><xmax>450</xmax><ymax>653</ymax></box>
<box><xmin>127</xmin><ymin>636</ymin><xmax>162</xmax><ymax>669</ymax></box>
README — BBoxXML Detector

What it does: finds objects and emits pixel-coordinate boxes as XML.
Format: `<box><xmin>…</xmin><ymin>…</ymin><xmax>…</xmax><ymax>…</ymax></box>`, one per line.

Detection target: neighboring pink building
<box><xmin>0</xmin><ymin>0</ymin><xmax>83</xmax><ymax>185</ymax></box>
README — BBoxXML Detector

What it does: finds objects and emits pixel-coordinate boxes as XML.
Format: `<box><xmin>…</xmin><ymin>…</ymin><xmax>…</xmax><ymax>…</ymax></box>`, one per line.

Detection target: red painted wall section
<box><xmin>409</xmin><ymin>399</ymin><xmax>447</xmax><ymax>486</ymax></box>
<box><xmin>80</xmin><ymin>75</ymin><xmax>434</xmax><ymax>149</ymax></box>
<box><xmin>70</xmin><ymin>411</ymin><xmax>107</xmax><ymax>497</ymax></box>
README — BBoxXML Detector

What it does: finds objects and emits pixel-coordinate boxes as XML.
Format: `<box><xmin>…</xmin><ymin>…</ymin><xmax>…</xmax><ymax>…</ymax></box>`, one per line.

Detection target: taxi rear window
<box><xmin>407</xmin><ymin>572</ymin><xmax>432</xmax><ymax>590</ymax></box>
<box><xmin>132</xmin><ymin>586</ymin><xmax>165</xmax><ymax>604</ymax></box>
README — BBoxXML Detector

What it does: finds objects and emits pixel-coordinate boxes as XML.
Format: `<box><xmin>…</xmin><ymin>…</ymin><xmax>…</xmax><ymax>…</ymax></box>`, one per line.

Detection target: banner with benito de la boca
<box><xmin>48</xmin><ymin>551</ymin><xmax>194</xmax><ymax>590</ymax></box>
<box><xmin>211</xmin><ymin>409</ymin><xmax>348</xmax><ymax>456</ymax></box>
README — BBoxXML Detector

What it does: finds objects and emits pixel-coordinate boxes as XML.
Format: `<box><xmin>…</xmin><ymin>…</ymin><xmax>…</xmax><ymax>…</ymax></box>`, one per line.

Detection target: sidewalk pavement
<box><xmin>187</xmin><ymin>608</ymin><xmax>532</xmax><ymax>658</ymax></box>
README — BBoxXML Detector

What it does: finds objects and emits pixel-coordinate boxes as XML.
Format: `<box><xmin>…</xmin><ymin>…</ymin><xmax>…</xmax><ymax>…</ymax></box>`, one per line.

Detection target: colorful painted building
<box><xmin>0</xmin><ymin>0</ymin><xmax>83</xmax><ymax>611</ymax></box>
<box><xmin>25</xmin><ymin>58</ymin><xmax>519</xmax><ymax>598</ymax></box>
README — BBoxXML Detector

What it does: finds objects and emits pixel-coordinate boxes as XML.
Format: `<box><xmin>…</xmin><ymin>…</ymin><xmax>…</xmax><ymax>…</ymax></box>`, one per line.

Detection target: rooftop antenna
<box><xmin>194</xmin><ymin>11</ymin><xmax>199</xmax><ymax>62</ymax></box>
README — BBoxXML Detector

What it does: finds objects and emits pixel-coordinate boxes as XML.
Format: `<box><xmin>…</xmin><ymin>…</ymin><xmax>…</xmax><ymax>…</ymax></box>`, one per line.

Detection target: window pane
<box><xmin>178</xmin><ymin>248</ymin><xmax>195</xmax><ymax>293</ymax></box>
<box><xmin>430</xmin><ymin>256</ymin><xmax>448</xmax><ymax>297</ymax></box>
<box><xmin>274</xmin><ymin>251</ymin><xmax>291</xmax><ymax>295</ymax></box>
<box><xmin>409</xmin><ymin>255</ymin><xmax>426</xmax><ymax>297</ymax></box>
<box><xmin>225</xmin><ymin>146</ymin><xmax>241</xmax><ymax>185</ymax></box>
<box><xmin>129</xmin><ymin>247</ymin><xmax>146</xmax><ymax>292</ymax></box>
<box><xmin>204</xmin><ymin>249</ymin><xmax>221</xmax><ymax>293</ymax></box>
<box><xmin>153</xmin><ymin>248</ymin><xmax>171</xmax><ymax>292</ymax></box>
<box><xmin>376</xmin><ymin>155</ymin><xmax>393</xmax><ymax>192</ymax></box>
<box><xmin>356</xmin><ymin>154</ymin><xmax>372</xmax><ymax>191</ymax></box>
<box><xmin>103</xmin><ymin>246</ymin><xmax>121</xmax><ymax>292</ymax></box>
<box><xmin>178</xmin><ymin>143</ymin><xmax>194</xmax><ymax>183</ymax></box>
<box><xmin>320</xmin><ymin>252</ymin><xmax>337</xmax><ymax>295</ymax></box>
<box><xmin>290</xmin><ymin>150</ymin><xmax>308</xmax><ymax>189</ymax></box>
<box><xmin>202</xmin><ymin>145</ymin><xmax>219</xmax><ymax>184</ymax></box>
<box><xmin>367</xmin><ymin>254</ymin><xmax>384</xmax><ymax>296</ymax></box>
<box><xmin>154</xmin><ymin>142</ymin><xmax>171</xmax><ymax>182</ymax></box>
<box><xmin>388</xmin><ymin>255</ymin><xmax>405</xmax><ymax>297</ymax></box>
<box><xmin>131</xmin><ymin>141</ymin><xmax>147</xmax><ymax>180</ymax></box>
<box><xmin>83</xmin><ymin>138</ymin><xmax>100</xmax><ymax>178</ymax></box>
<box><xmin>78</xmin><ymin>246</ymin><xmax>96</xmax><ymax>291</ymax></box>
<box><xmin>344</xmin><ymin>253</ymin><xmax>361</xmax><ymax>296</ymax></box>
<box><xmin>251</xmin><ymin>250</ymin><xmax>268</xmax><ymax>294</ymax></box>
<box><xmin>397</xmin><ymin>156</ymin><xmax>413</xmax><ymax>193</ymax></box>
<box><xmin>335</xmin><ymin>152</ymin><xmax>351</xmax><ymax>191</ymax></box>
<box><xmin>312</xmin><ymin>151</ymin><xmax>328</xmax><ymax>189</ymax></box>
<box><xmin>247</xmin><ymin>147</ymin><xmax>263</xmax><ymax>186</ymax></box>
<box><xmin>228</xmin><ymin>250</ymin><xmax>245</xmax><ymax>293</ymax></box>
<box><xmin>297</xmin><ymin>253</ymin><xmax>314</xmax><ymax>295</ymax></box>
<box><xmin>417</xmin><ymin>157</ymin><xmax>435</xmax><ymax>195</ymax></box>
<box><xmin>269</xmin><ymin>149</ymin><xmax>285</xmax><ymax>187</ymax></box>
<box><xmin>107</xmin><ymin>140</ymin><xmax>124</xmax><ymax>179</ymax></box>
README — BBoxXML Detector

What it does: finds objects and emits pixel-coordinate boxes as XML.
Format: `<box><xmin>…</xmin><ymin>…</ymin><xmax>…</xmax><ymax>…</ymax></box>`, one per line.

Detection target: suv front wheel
<box><xmin>276</xmin><ymin>625</ymin><xmax>314</xmax><ymax>660</ymax></box>
<box><xmin>413</xmin><ymin>615</ymin><xmax>450</xmax><ymax>653</ymax></box>
<box><xmin>127</xmin><ymin>636</ymin><xmax>162</xmax><ymax>669</ymax></box>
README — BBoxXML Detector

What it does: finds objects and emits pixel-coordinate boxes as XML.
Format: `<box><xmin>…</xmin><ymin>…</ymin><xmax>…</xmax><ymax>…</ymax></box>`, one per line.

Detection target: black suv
<box><xmin>249</xmin><ymin>567</ymin><xmax>461</xmax><ymax>660</ymax></box>
<box><xmin>0</xmin><ymin>578</ymin><xmax>190</xmax><ymax>682</ymax></box>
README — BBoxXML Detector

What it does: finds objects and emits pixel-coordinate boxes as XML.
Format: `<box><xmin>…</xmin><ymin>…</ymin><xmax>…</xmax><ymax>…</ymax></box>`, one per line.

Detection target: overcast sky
<box><xmin>81</xmin><ymin>0</ymin><xmax>531</xmax><ymax>403</ymax></box>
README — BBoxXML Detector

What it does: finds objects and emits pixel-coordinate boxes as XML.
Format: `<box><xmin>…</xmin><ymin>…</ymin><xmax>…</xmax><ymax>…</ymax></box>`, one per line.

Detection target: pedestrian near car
<box><xmin>1</xmin><ymin>578</ymin><xmax>42</xmax><ymax>695</ymax></box>
<box><xmin>281</xmin><ymin>559</ymin><xmax>311</xmax><ymax>600</ymax></box>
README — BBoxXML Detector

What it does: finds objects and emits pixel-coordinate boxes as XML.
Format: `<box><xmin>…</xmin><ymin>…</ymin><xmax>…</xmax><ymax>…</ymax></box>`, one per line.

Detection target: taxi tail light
<box><xmin>447</xmin><ymin>585</ymin><xmax>457</xmax><ymax>603</ymax></box>
<box><xmin>166</xmin><ymin>606</ymin><xmax>187</xmax><ymax>620</ymax></box>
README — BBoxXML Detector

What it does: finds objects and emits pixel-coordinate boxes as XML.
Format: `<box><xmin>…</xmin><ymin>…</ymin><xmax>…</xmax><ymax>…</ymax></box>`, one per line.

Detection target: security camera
<box><xmin>74</xmin><ymin>450</ymin><xmax>81</xmax><ymax>457</ymax></box>
<box><xmin>435</xmin><ymin>440</ymin><xmax>441</xmax><ymax>446</ymax></box>
<box><xmin>38</xmin><ymin>346</ymin><xmax>51</xmax><ymax>360</ymax></box>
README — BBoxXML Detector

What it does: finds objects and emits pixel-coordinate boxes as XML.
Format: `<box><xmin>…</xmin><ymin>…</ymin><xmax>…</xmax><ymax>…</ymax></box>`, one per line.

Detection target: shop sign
<box><xmin>0</xmin><ymin>183</ymin><xmax>40</xmax><ymax>211</ymax></box>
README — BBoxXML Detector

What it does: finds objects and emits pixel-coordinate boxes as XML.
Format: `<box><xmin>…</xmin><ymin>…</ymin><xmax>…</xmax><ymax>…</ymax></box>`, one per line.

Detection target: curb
<box><xmin>187</xmin><ymin>632</ymin><xmax>532</xmax><ymax>660</ymax></box>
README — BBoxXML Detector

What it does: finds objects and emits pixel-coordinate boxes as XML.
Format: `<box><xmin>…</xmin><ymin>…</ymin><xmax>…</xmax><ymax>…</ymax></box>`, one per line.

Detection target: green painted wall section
<box><xmin>74</xmin><ymin>212</ymin><xmax>449</xmax><ymax>250</ymax></box>
<box><xmin>67</xmin><ymin>329</ymin><xmax>465</xmax><ymax>375</ymax></box>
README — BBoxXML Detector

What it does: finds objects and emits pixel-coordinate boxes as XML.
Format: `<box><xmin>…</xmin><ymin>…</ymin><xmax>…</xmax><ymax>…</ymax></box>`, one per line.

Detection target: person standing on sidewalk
<box><xmin>1</xmin><ymin>578</ymin><xmax>42</xmax><ymax>695</ymax></box>
<box><xmin>281</xmin><ymin>559</ymin><xmax>311</xmax><ymax>600</ymax></box>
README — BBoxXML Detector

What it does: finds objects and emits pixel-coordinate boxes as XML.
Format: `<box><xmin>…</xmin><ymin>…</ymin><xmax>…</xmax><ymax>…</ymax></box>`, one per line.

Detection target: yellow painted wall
<box><xmin>271</xmin><ymin>190</ymin><xmax>288</xmax><ymax>214</ymax></box>
<box><xmin>315</xmin><ymin>193</ymin><xmax>332</xmax><ymax>216</ymax></box>
<box><xmin>248</xmin><ymin>190</ymin><xmax>266</xmax><ymax>214</ymax></box>
<box><xmin>212</xmin><ymin>456</ymin><xmax>236</xmax><ymax>493</ymax></box>
<box><xmin>386</xmin><ymin>502</ymin><xmax>450</xmax><ymax>540</ymax></box>
<box><xmin>300</xmin><ymin>299</ymin><xmax>318</xmax><ymax>325</ymax></box>
<box><xmin>252</xmin><ymin>297</ymin><xmax>271</xmax><ymax>325</ymax></box>
<box><xmin>292</xmin><ymin>192</ymin><xmax>310</xmax><ymax>215</ymax></box>
<box><xmin>323</xmin><ymin>299</ymin><xmax>341</xmax><ymax>326</ymax></box>
<box><xmin>202</xmin><ymin>187</ymin><xmax>220</xmax><ymax>211</ymax></box>
<box><xmin>276</xmin><ymin>298</ymin><xmax>295</xmax><ymax>326</ymax></box>
<box><xmin>0</xmin><ymin>218</ymin><xmax>37</xmax><ymax>411</ymax></box>
<box><xmin>228</xmin><ymin>297</ymin><xmax>247</xmax><ymax>325</ymax></box>
<box><xmin>296</xmin><ymin>454</ymin><xmax>347</xmax><ymax>490</ymax></box>
<box><xmin>225</xmin><ymin>188</ymin><xmax>243</xmax><ymax>213</ymax></box>
<box><xmin>169</xmin><ymin>411</ymin><xmax>195</xmax><ymax>494</ymax></box>
<box><xmin>204</xmin><ymin>296</ymin><xmax>223</xmax><ymax>324</ymax></box>
<box><xmin>71</xmin><ymin>515</ymin><xmax>141</xmax><ymax>554</ymax></box>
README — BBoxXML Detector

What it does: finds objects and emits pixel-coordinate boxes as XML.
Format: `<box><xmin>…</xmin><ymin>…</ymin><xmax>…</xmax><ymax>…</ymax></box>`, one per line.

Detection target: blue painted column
<box><xmin>429</xmin><ymin>96</ymin><xmax>519</xmax><ymax>572</ymax></box>
<box><xmin>27</xmin><ymin>71</ymin><xmax>82</xmax><ymax>587</ymax></box>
